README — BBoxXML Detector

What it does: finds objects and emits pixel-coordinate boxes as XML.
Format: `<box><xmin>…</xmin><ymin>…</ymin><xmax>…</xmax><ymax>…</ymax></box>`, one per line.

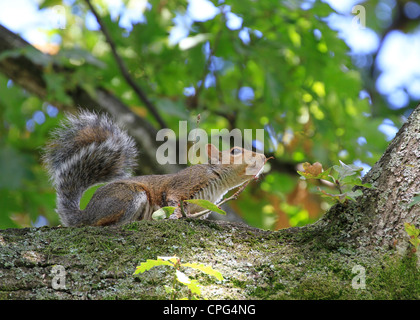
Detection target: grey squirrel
<box><xmin>43</xmin><ymin>110</ymin><xmax>267</xmax><ymax>227</ymax></box>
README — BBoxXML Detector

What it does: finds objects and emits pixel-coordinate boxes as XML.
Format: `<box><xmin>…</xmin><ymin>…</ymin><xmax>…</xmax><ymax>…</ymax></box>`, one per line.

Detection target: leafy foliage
<box><xmin>134</xmin><ymin>256</ymin><xmax>223</xmax><ymax>299</ymax></box>
<box><xmin>404</xmin><ymin>223</ymin><xmax>420</xmax><ymax>252</ymax></box>
<box><xmin>152</xmin><ymin>206</ymin><xmax>177</xmax><ymax>221</ymax></box>
<box><xmin>184</xmin><ymin>199</ymin><xmax>226</xmax><ymax>215</ymax></box>
<box><xmin>409</xmin><ymin>194</ymin><xmax>420</xmax><ymax>208</ymax></box>
<box><xmin>298</xmin><ymin>160</ymin><xmax>371</xmax><ymax>203</ymax></box>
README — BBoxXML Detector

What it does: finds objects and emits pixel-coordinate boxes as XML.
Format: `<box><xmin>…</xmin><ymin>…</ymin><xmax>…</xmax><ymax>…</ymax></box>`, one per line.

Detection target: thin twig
<box><xmin>179</xmin><ymin>200</ymin><xmax>187</xmax><ymax>218</ymax></box>
<box><xmin>84</xmin><ymin>0</ymin><xmax>167</xmax><ymax>129</ymax></box>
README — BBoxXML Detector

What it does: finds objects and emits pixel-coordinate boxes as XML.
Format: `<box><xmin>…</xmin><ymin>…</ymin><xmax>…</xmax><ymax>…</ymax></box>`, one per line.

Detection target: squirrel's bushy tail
<box><xmin>43</xmin><ymin>110</ymin><xmax>138</xmax><ymax>226</ymax></box>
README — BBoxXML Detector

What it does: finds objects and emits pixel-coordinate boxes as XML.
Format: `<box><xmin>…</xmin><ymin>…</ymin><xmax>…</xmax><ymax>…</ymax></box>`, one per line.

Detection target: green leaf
<box><xmin>152</xmin><ymin>206</ymin><xmax>176</xmax><ymax>221</ymax></box>
<box><xmin>133</xmin><ymin>258</ymin><xmax>173</xmax><ymax>275</ymax></box>
<box><xmin>405</xmin><ymin>222</ymin><xmax>420</xmax><ymax>250</ymax></box>
<box><xmin>39</xmin><ymin>0</ymin><xmax>63</xmax><ymax>9</ymax></box>
<box><xmin>341</xmin><ymin>175</ymin><xmax>371</xmax><ymax>188</ymax></box>
<box><xmin>317</xmin><ymin>188</ymin><xmax>362</xmax><ymax>203</ymax></box>
<box><xmin>333</xmin><ymin>161</ymin><xmax>363</xmax><ymax>180</ymax></box>
<box><xmin>182</xmin><ymin>262</ymin><xmax>224</xmax><ymax>281</ymax></box>
<box><xmin>184</xmin><ymin>199</ymin><xmax>226</xmax><ymax>215</ymax></box>
<box><xmin>344</xmin><ymin>189</ymin><xmax>363</xmax><ymax>202</ymax></box>
<box><xmin>43</xmin><ymin>72</ymin><xmax>73</xmax><ymax>104</ymax></box>
<box><xmin>80</xmin><ymin>184</ymin><xmax>105</xmax><ymax>210</ymax></box>
<box><xmin>409</xmin><ymin>195</ymin><xmax>420</xmax><ymax>208</ymax></box>
<box><xmin>318</xmin><ymin>189</ymin><xmax>347</xmax><ymax>203</ymax></box>
<box><xmin>164</xmin><ymin>285</ymin><xmax>175</xmax><ymax>294</ymax></box>
<box><xmin>404</xmin><ymin>223</ymin><xmax>420</xmax><ymax>238</ymax></box>
<box><xmin>186</xmin><ymin>280</ymin><xmax>202</xmax><ymax>296</ymax></box>
<box><xmin>410</xmin><ymin>237</ymin><xmax>420</xmax><ymax>250</ymax></box>
<box><xmin>353</xmin><ymin>182</ymin><xmax>373</xmax><ymax>188</ymax></box>
<box><xmin>175</xmin><ymin>270</ymin><xmax>190</xmax><ymax>285</ymax></box>
<box><xmin>297</xmin><ymin>164</ymin><xmax>332</xmax><ymax>181</ymax></box>
<box><xmin>157</xmin><ymin>256</ymin><xmax>180</xmax><ymax>264</ymax></box>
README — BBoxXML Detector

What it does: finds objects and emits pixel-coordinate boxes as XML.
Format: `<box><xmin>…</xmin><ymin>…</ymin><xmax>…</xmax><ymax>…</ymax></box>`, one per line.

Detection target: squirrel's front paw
<box><xmin>169</xmin><ymin>208</ymin><xmax>183</xmax><ymax>219</ymax></box>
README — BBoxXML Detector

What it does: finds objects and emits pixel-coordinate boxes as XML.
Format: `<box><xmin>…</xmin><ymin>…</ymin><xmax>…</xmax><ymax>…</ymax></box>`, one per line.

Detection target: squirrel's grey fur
<box><xmin>43</xmin><ymin>110</ymin><xmax>138</xmax><ymax>226</ymax></box>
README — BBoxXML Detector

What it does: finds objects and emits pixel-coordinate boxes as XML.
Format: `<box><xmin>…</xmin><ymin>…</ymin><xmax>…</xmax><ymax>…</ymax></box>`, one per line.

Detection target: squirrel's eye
<box><xmin>231</xmin><ymin>148</ymin><xmax>242</xmax><ymax>155</ymax></box>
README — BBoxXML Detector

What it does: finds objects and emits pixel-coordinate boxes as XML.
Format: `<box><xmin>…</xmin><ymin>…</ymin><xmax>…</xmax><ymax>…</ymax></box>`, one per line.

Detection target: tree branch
<box><xmin>83</xmin><ymin>0</ymin><xmax>168</xmax><ymax>129</ymax></box>
<box><xmin>0</xmin><ymin>24</ymin><xmax>179</xmax><ymax>175</ymax></box>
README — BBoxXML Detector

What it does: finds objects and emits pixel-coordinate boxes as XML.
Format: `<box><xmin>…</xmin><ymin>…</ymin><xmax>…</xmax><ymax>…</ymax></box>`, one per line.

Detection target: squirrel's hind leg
<box><xmin>83</xmin><ymin>181</ymin><xmax>150</xmax><ymax>226</ymax></box>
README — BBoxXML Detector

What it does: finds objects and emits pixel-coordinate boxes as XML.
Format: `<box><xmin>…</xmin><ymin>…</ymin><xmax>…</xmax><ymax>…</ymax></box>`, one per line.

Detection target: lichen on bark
<box><xmin>0</xmin><ymin>217</ymin><xmax>418</xmax><ymax>300</ymax></box>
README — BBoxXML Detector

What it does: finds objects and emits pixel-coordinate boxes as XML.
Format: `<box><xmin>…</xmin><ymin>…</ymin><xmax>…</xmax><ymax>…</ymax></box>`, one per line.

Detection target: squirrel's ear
<box><xmin>205</xmin><ymin>144</ymin><xmax>220</xmax><ymax>164</ymax></box>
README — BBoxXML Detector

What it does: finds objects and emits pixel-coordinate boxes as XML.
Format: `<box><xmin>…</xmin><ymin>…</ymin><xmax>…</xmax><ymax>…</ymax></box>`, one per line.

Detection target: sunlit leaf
<box><xmin>133</xmin><ymin>258</ymin><xmax>173</xmax><ymax>275</ymax></box>
<box><xmin>298</xmin><ymin>164</ymin><xmax>331</xmax><ymax>181</ymax></box>
<box><xmin>157</xmin><ymin>256</ymin><xmax>180</xmax><ymax>264</ymax></box>
<box><xmin>184</xmin><ymin>199</ymin><xmax>226</xmax><ymax>215</ymax></box>
<box><xmin>187</xmin><ymin>280</ymin><xmax>202</xmax><ymax>296</ymax></box>
<box><xmin>152</xmin><ymin>206</ymin><xmax>176</xmax><ymax>221</ymax></box>
<box><xmin>182</xmin><ymin>262</ymin><xmax>224</xmax><ymax>281</ymax></box>
<box><xmin>175</xmin><ymin>270</ymin><xmax>190</xmax><ymax>284</ymax></box>
<box><xmin>404</xmin><ymin>223</ymin><xmax>420</xmax><ymax>238</ymax></box>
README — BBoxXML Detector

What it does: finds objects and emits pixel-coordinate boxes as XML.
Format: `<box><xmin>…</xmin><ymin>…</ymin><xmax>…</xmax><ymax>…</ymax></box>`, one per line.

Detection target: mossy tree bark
<box><xmin>1</xmin><ymin>106</ymin><xmax>419</xmax><ymax>300</ymax></box>
<box><xmin>307</xmin><ymin>103</ymin><xmax>420</xmax><ymax>251</ymax></box>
